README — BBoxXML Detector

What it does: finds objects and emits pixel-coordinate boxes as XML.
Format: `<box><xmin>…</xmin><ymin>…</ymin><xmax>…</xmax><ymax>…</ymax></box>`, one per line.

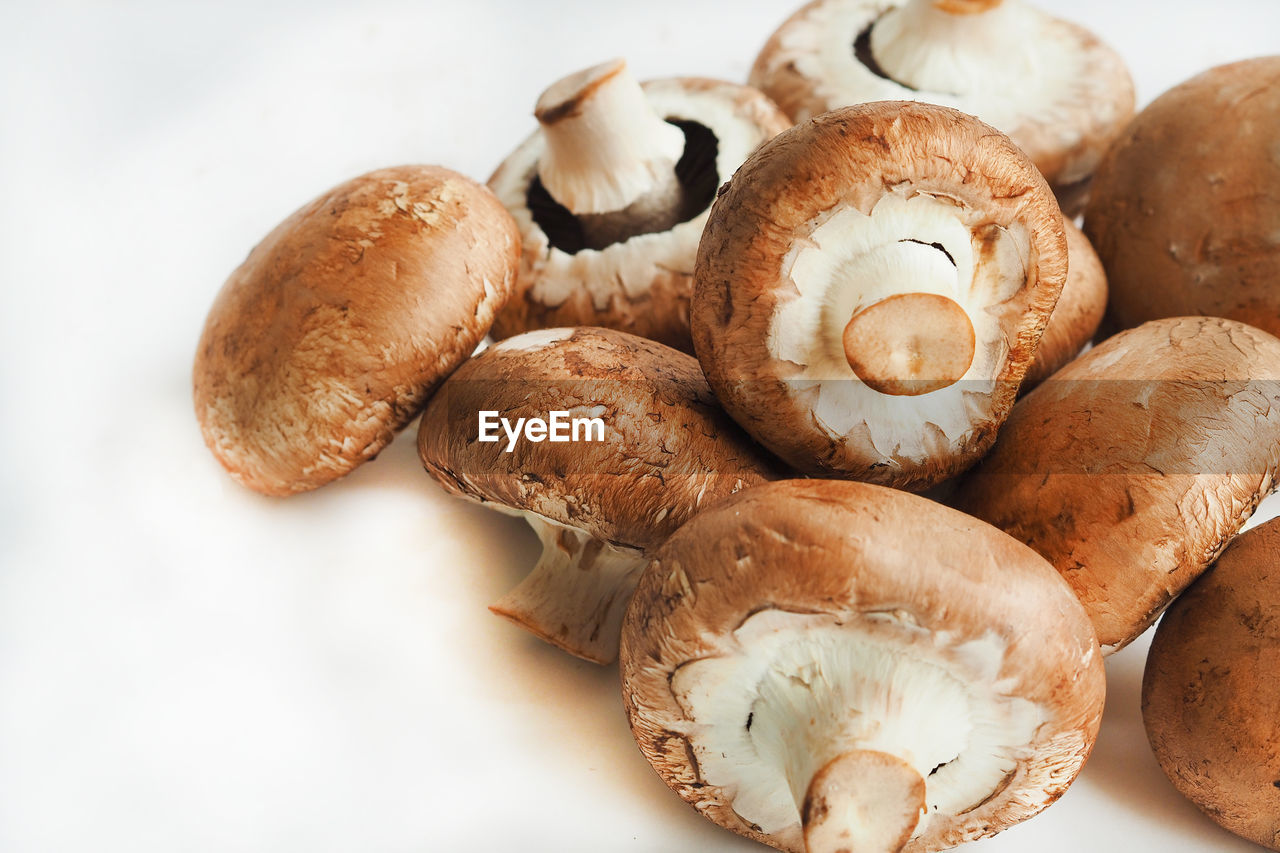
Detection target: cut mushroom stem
<box><xmin>843</xmin><ymin>291</ymin><xmax>975</xmax><ymax>395</ymax></box>
<box><xmin>488</xmin><ymin>515</ymin><xmax>648</xmax><ymax>664</ymax></box>
<box><xmin>535</xmin><ymin>57</ymin><xmax>686</xmax><ymax>235</ymax></box>
<box><xmin>870</xmin><ymin>0</ymin><xmax>1032</xmax><ymax>94</ymax></box>
<box><xmin>802</xmin><ymin>750</ymin><xmax>927</xmax><ymax>853</ymax></box>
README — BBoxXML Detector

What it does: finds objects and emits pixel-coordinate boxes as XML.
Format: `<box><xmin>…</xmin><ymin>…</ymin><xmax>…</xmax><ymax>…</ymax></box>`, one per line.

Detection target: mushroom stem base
<box><xmin>489</xmin><ymin>515</ymin><xmax>648</xmax><ymax>664</ymax></box>
<box><xmin>801</xmin><ymin>749</ymin><xmax>927</xmax><ymax>853</ymax></box>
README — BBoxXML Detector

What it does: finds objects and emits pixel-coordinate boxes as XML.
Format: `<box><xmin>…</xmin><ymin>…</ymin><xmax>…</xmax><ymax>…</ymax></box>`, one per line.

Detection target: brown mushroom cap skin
<box><xmin>489</xmin><ymin>77</ymin><xmax>791</xmax><ymax>353</ymax></box>
<box><xmin>1022</xmin><ymin>218</ymin><xmax>1107</xmax><ymax>388</ymax></box>
<box><xmin>1084</xmin><ymin>57</ymin><xmax>1280</xmax><ymax>337</ymax></box>
<box><xmin>418</xmin><ymin>326</ymin><xmax>783</xmax><ymax>553</ymax></box>
<box><xmin>621</xmin><ymin>479</ymin><xmax>1104</xmax><ymax>853</ymax></box>
<box><xmin>194</xmin><ymin>165</ymin><xmax>519</xmax><ymax>496</ymax></box>
<box><xmin>691</xmin><ymin>101</ymin><xmax>1067</xmax><ymax>490</ymax></box>
<box><xmin>956</xmin><ymin>316</ymin><xmax>1280</xmax><ymax>652</ymax></box>
<box><xmin>1142</xmin><ymin>517</ymin><xmax>1280</xmax><ymax>851</ymax></box>
<box><xmin>748</xmin><ymin>0</ymin><xmax>1135</xmax><ymax>215</ymax></box>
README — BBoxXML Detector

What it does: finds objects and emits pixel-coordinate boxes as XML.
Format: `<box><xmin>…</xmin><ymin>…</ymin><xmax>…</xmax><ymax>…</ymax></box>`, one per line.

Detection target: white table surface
<box><xmin>3</xmin><ymin>1</ymin><xmax>1279</xmax><ymax>851</ymax></box>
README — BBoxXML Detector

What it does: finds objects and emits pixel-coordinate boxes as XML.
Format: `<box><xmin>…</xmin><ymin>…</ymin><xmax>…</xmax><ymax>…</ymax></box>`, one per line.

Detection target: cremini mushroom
<box><xmin>957</xmin><ymin>316</ymin><xmax>1280</xmax><ymax>653</ymax></box>
<box><xmin>1023</xmin><ymin>217</ymin><xmax>1107</xmax><ymax>388</ymax></box>
<box><xmin>691</xmin><ymin>101</ymin><xmax>1067</xmax><ymax>490</ymax></box>
<box><xmin>622</xmin><ymin>479</ymin><xmax>1105</xmax><ymax>853</ymax></box>
<box><xmin>194</xmin><ymin>165</ymin><xmax>519</xmax><ymax>496</ymax></box>
<box><xmin>417</xmin><ymin>326</ymin><xmax>780</xmax><ymax>663</ymax></box>
<box><xmin>1142</xmin><ymin>517</ymin><xmax>1280</xmax><ymax>851</ymax></box>
<box><xmin>488</xmin><ymin>58</ymin><xmax>790</xmax><ymax>352</ymax></box>
<box><xmin>1084</xmin><ymin>56</ymin><xmax>1280</xmax><ymax>337</ymax></box>
<box><xmin>748</xmin><ymin>0</ymin><xmax>1135</xmax><ymax>214</ymax></box>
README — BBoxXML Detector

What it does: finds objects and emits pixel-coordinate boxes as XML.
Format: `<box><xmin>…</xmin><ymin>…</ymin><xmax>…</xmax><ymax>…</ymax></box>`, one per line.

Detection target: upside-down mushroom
<box><xmin>691</xmin><ymin>101</ymin><xmax>1067</xmax><ymax>490</ymax></box>
<box><xmin>748</xmin><ymin>0</ymin><xmax>1134</xmax><ymax>214</ymax></box>
<box><xmin>958</xmin><ymin>316</ymin><xmax>1280</xmax><ymax>652</ymax></box>
<box><xmin>1084</xmin><ymin>56</ymin><xmax>1280</xmax><ymax>337</ymax></box>
<box><xmin>1142</xmin><ymin>517</ymin><xmax>1280</xmax><ymax>851</ymax></box>
<box><xmin>488</xmin><ymin>59</ymin><xmax>790</xmax><ymax>352</ymax></box>
<box><xmin>417</xmin><ymin>327</ymin><xmax>780</xmax><ymax>663</ymax></box>
<box><xmin>193</xmin><ymin>165</ymin><xmax>519</xmax><ymax>496</ymax></box>
<box><xmin>622</xmin><ymin>479</ymin><xmax>1105</xmax><ymax>853</ymax></box>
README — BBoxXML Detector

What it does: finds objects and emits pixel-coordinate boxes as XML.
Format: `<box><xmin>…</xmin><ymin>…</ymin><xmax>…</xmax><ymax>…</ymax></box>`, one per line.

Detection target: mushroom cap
<box><xmin>957</xmin><ymin>316</ymin><xmax>1280</xmax><ymax>652</ymax></box>
<box><xmin>488</xmin><ymin>77</ymin><xmax>790</xmax><ymax>352</ymax></box>
<box><xmin>1022</xmin><ymin>217</ymin><xmax>1107</xmax><ymax>388</ymax></box>
<box><xmin>417</xmin><ymin>327</ymin><xmax>781</xmax><ymax>551</ymax></box>
<box><xmin>691</xmin><ymin>101</ymin><xmax>1067</xmax><ymax>490</ymax></box>
<box><xmin>748</xmin><ymin>0</ymin><xmax>1134</xmax><ymax>213</ymax></box>
<box><xmin>621</xmin><ymin>478</ymin><xmax>1104</xmax><ymax>853</ymax></box>
<box><xmin>1084</xmin><ymin>56</ymin><xmax>1280</xmax><ymax>337</ymax></box>
<box><xmin>194</xmin><ymin>165</ymin><xmax>519</xmax><ymax>496</ymax></box>
<box><xmin>1142</xmin><ymin>517</ymin><xmax>1280</xmax><ymax>851</ymax></box>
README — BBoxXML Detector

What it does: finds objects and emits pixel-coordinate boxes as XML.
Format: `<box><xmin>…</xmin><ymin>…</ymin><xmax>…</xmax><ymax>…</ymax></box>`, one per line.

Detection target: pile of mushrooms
<box><xmin>189</xmin><ymin>13</ymin><xmax>1280</xmax><ymax>852</ymax></box>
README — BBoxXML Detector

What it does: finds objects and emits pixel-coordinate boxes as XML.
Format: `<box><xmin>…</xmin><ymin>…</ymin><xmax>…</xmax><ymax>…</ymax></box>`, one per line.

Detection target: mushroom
<box><xmin>1142</xmin><ymin>517</ymin><xmax>1280</xmax><ymax>851</ymax></box>
<box><xmin>621</xmin><ymin>478</ymin><xmax>1105</xmax><ymax>853</ymax></box>
<box><xmin>748</xmin><ymin>0</ymin><xmax>1135</xmax><ymax>214</ymax></box>
<box><xmin>416</xmin><ymin>326</ymin><xmax>781</xmax><ymax>663</ymax></box>
<box><xmin>1084</xmin><ymin>56</ymin><xmax>1280</xmax><ymax>337</ymax></box>
<box><xmin>1022</xmin><ymin>217</ymin><xmax>1107</xmax><ymax>388</ymax></box>
<box><xmin>487</xmin><ymin>59</ymin><xmax>790</xmax><ymax>352</ymax></box>
<box><xmin>691</xmin><ymin>101</ymin><xmax>1068</xmax><ymax>490</ymax></box>
<box><xmin>956</xmin><ymin>316</ymin><xmax>1280</xmax><ymax>653</ymax></box>
<box><xmin>194</xmin><ymin>165</ymin><xmax>519</xmax><ymax>496</ymax></box>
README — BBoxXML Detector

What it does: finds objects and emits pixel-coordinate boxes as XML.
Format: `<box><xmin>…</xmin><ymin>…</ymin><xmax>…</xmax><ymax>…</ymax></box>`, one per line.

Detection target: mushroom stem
<box><xmin>535</xmin><ymin>58</ymin><xmax>687</xmax><ymax>219</ymax></box>
<box><xmin>842</xmin><ymin>292</ymin><xmax>976</xmax><ymax>396</ymax></box>
<box><xmin>488</xmin><ymin>515</ymin><xmax>649</xmax><ymax>664</ymax></box>
<box><xmin>801</xmin><ymin>750</ymin><xmax>927</xmax><ymax>853</ymax></box>
<box><xmin>870</xmin><ymin>0</ymin><xmax>1032</xmax><ymax>94</ymax></box>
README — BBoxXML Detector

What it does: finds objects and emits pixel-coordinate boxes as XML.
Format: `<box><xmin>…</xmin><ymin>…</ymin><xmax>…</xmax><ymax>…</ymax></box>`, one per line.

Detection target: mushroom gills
<box><xmin>770</xmin><ymin>192</ymin><xmax>1027</xmax><ymax>458</ymax></box>
<box><xmin>670</xmin><ymin>609</ymin><xmax>1042</xmax><ymax>846</ymax></box>
<box><xmin>488</xmin><ymin>512</ymin><xmax>648</xmax><ymax>664</ymax></box>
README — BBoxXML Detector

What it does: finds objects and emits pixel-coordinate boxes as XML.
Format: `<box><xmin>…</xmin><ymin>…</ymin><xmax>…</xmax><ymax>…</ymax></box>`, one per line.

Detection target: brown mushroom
<box><xmin>691</xmin><ymin>101</ymin><xmax>1067</xmax><ymax>490</ymax></box>
<box><xmin>957</xmin><ymin>316</ymin><xmax>1280</xmax><ymax>652</ymax></box>
<box><xmin>622</xmin><ymin>479</ymin><xmax>1105</xmax><ymax>853</ymax></box>
<box><xmin>1142</xmin><ymin>516</ymin><xmax>1280</xmax><ymax>851</ymax></box>
<box><xmin>1023</xmin><ymin>217</ymin><xmax>1108</xmax><ymax>388</ymax></box>
<box><xmin>194</xmin><ymin>165</ymin><xmax>519</xmax><ymax>496</ymax></box>
<box><xmin>748</xmin><ymin>0</ymin><xmax>1135</xmax><ymax>214</ymax></box>
<box><xmin>487</xmin><ymin>59</ymin><xmax>790</xmax><ymax>352</ymax></box>
<box><xmin>1084</xmin><ymin>56</ymin><xmax>1280</xmax><ymax>337</ymax></box>
<box><xmin>417</xmin><ymin>326</ymin><xmax>781</xmax><ymax>663</ymax></box>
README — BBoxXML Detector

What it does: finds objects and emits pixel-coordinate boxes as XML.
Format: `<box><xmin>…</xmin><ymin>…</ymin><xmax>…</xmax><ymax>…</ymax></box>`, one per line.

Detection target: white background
<box><xmin>3</xmin><ymin>1</ymin><xmax>1279</xmax><ymax>851</ymax></box>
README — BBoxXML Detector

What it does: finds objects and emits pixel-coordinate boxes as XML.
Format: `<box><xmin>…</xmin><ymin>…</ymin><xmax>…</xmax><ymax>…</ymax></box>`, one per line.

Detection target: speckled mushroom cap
<box><xmin>194</xmin><ymin>165</ymin><xmax>519</xmax><ymax>496</ymax></box>
<box><xmin>692</xmin><ymin>101</ymin><xmax>1067</xmax><ymax>491</ymax></box>
<box><xmin>621</xmin><ymin>479</ymin><xmax>1104</xmax><ymax>853</ymax></box>
<box><xmin>957</xmin><ymin>316</ymin><xmax>1280</xmax><ymax>653</ymax></box>
<box><xmin>1023</xmin><ymin>218</ymin><xmax>1107</xmax><ymax>388</ymax></box>
<box><xmin>749</xmin><ymin>0</ymin><xmax>1134</xmax><ymax>214</ymax></box>
<box><xmin>488</xmin><ymin>65</ymin><xmax>791</xmax><ymax>352</ymax></box>
<box><xmin>1142</xmin><ymin>517</ymin><xmax>1280</xmax><ymax>852</ymax></box>
<box><xmin>418</xmin><ymin>326</ymin><xmax>781</xmax><ymax>662</ymax></box>
<box><xmin>1084</xmin><ymin>56</ymin><xmax>1280</xmax><ymax>337</ymax></box>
